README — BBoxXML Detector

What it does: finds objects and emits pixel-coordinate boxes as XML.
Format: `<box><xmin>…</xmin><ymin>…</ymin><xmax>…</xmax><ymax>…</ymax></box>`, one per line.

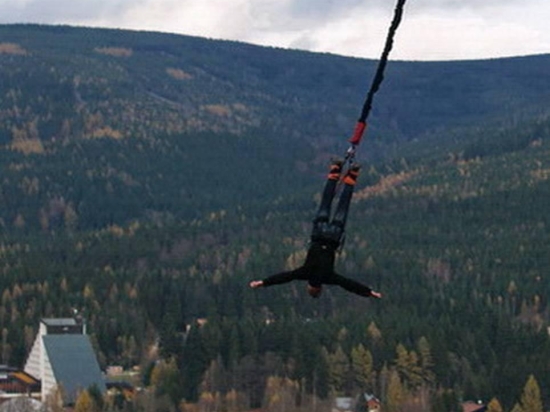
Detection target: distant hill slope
<box><xmin>1</xmin><ymin>23</ymin><xmax>550</xmax><ymax>148</ymax></box>
<box><xmin>1</xmin><ymin>23</ymin><xmax>550</xmax><ymax>232</ymax></box>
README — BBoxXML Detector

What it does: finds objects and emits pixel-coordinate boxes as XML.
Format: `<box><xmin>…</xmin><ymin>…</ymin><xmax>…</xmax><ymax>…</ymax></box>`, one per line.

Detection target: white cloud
<box><xmin>1</xmin><ymin>0</ymin><xmax>549</xmax><ymax>60</ymax></box>
<box><xmin>394</xmin><ymin>2</ymin><xmax>550</xmax><ymax>60</ymax></box>
<box><xmin>119</xmin><ymin>0</ymin><xmax>249</xmax><ymax>38</ymax></box>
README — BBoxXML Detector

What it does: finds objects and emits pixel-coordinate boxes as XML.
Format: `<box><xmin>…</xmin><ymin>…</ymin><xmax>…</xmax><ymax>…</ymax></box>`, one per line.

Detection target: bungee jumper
<box><xmin>249</xmin><ymin>159</ymin><xmax>382</xmax><ymax>298</ymax></box>
<box><xmin>249</xmin><ymin>0</ymin><xmax>407</xmax><ymax>299</ymax></box>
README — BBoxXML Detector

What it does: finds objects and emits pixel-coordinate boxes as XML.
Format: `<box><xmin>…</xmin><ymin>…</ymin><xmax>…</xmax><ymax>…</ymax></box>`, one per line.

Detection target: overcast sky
<box><xmin>1</xmin><ymin>0</ymin><xmax>550</xmax><ymax>61</ymax></box>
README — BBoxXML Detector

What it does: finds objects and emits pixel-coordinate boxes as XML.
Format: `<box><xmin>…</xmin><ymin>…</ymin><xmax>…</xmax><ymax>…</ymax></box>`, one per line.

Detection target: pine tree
<box><xmin>197</xmin><ymin>391</ymin><xmax>219</xmax><ymax>412</ymax></box>
<box><xmin>313</xmin><ymin>346</ymin><xmax>330</xmax><ymax>399</ymax></box>
<box><xmin>416</xmin><ymin>336</ymin><xmax>435</xmax><ymax>386</ymax></box>
<box><xmin>487</xmin><ymin>397</ymin><xmax>503</xmax><ymax>412</ymax></box>
<box><xmin>87</xmin><ymin>384</ymin><xmax>104</xmax><ymax>412</ymax></box>
<box><xmin>74</xmin><ymin>390</ymin><xmax>96</xmax><ymax>412</ymax></box>
<box><xmin>519</xmin><ymin>374</ymin><xmax>543</xmax><ymax>412</ymax></box>
<box><xmin>263</xmin><ymin>376</ymin><xmax>299</xmax><ymax>412</ymax></box>
<box><xmin>326</xmin><ymin>345</ymin><xmax>350</xmax><ymax>395</ymax></box>
<box><xmin>181</xmin><ymin>324</ymin><xmax>207</xmax><ymax>402</ymax></box>
<box><xmin>510</xmin><ymin>403</ymin><xmax>523</xmax><ymax>412</ymax></box>
<box><xmin>200</xmin><ymin>356</ymin><xmax>227</xmax><ymax>394</ymax></box>
<box><xmin>394</xmin><ymin>343</ymin><xmax>422</xmax><ymax>390</ymax></box>
<box><xmin>225</xmin><ymin>389</ymin><xmax>247</xmax><ymax>412</ymax></box>
<box><xmin>385</xmin><ymin>368</ymin><xmax>405</xmax><ymax>412</ymax></box>
<box><xmin>367</xmin><ymin>321</ymin><xmax>382</xmax><ymax>341</ymax></box>
<box><xmin>351</xmin><ymin>343</ymin><xmax>375</xmax><ymax>392</ymax></box>
<box><xmin>159</xmin><ymin>292</ymin><xmax>183</xmax><ymax>358</ymax></box>
<box><xmin>151</xmin><ymin>357</ymin><xmax>183</xmax><ymax>406</ymax></box>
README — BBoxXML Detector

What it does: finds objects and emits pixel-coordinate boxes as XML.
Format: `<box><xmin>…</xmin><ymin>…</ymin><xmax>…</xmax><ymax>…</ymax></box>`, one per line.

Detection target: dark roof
<box><xmin>0</xmin><ymin>365</ymin><xmax>17</xmax><ymax>373</ymax></box>
<box><xmin>43</xmin><ymin>335</ymin><xmax>106</xmax><ymax>404</ymax></box>
<box><xmin>41</xmin><ymin>318</ymin><xmax>77</xmax><ymax>326</ymax></box>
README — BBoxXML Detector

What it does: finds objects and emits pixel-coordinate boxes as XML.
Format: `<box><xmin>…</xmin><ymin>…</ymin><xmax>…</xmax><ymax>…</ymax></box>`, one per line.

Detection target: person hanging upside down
<box><xmin>249</xmin><ymin>159</ymin><xmax>382</xmax><ymax>299</ymax></box>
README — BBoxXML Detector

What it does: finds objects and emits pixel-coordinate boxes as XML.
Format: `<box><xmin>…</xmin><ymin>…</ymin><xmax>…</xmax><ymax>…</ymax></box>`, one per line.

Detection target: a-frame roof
<box><xmin>43</xmin><ymin>334</ymin><xmax>106</xmax><ymax>404</ymax></box>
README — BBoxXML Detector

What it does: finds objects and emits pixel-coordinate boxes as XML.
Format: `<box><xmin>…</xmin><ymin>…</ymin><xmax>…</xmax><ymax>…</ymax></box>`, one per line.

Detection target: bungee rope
<box><xmin>343</xmin><ymin>0</ymin><xmax>408</xmax><ymax>167</ymax></box>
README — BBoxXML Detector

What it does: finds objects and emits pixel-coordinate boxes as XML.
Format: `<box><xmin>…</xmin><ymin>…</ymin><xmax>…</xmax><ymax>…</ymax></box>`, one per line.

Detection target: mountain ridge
<box><xmin>2</xmin><ymin>23</ymin><xmax>550</xmax><ymax>146</ymax></box>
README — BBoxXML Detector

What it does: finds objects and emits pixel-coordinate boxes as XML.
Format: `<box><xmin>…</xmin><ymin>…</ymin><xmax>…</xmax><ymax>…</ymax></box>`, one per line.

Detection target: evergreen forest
<box><xmin>0</xmin><ymin>24</ymin><xmax>550</xmax><ymax>412</ymax></box>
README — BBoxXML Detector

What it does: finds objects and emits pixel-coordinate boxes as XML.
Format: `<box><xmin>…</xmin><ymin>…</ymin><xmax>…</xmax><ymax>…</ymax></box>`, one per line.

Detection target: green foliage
<box><xmin>0</xmin><ymin>23</ymin><xmax>549</xmax><ymax>412</ymax></box>
<box><xmin>350</xmin><ymin>344</ymin><xmax>375</xmax><ymax>392</ymax></box>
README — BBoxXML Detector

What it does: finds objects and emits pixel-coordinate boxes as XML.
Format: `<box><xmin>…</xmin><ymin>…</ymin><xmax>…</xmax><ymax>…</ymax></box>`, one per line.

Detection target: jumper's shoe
<box><xmin>343</xmin><ymin>163</ymin><xmax>361</xmax><ymax>185</ymax></box>
<box><xmin>328</xmin><ymin>158</ymin><xmax>344</xmax><ymax>180</ymax></box>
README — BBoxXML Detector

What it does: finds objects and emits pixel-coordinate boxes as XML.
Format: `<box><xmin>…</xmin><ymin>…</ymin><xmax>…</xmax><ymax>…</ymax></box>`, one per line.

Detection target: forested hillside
<box><xmin>0</xmin><ymin>24</ymin><xmax>549</xmax><ymax>412</ymax></box>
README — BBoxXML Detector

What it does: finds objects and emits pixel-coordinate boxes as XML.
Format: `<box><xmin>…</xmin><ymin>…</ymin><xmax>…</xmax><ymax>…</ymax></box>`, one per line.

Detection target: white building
<box><xmin>24</xmin><ymin>318</ymin><xmax>106</xmax><ymax>405</ymax></box>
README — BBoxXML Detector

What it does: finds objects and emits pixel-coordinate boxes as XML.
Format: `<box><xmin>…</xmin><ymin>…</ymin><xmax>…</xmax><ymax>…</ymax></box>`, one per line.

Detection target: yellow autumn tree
<box><xmin>519</xmin><ymin>375</ymin><xmax>543</xmax><ymax>412</ymax></box>
<box><xmin>263</xmin><ymin>376</ymin><xmax>299</xmax><ymax>412</ymax></box>
<box><xmin>385</xmin><ymin>368</ymin><xmax>405</xmax><ymax>412</ymax></box>
<box><xmin>351</xmin><ymin>343</ymin><xmax>375</xmax><ymax>391</ymax></box>
<box><xmin>74</xmin><ymin>390</ymin><xmax>96</xmax><ymax>412</ymax></box>
<box><xmin>487</xmin><ymin>397</ymin><xmax>503</xmax><ymax>412</ymax></box>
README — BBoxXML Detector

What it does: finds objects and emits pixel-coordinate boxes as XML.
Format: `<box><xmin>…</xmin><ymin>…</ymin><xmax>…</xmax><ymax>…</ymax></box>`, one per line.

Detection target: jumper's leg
<box><xmin>331</xmin><ymin>163</ymin><xmax>361</xmax><ymax>232</ymax></box>
<box><xmin>313</xmin><ymin>159</ymin><xmax>343</xmax><ymax>225</ymax></box>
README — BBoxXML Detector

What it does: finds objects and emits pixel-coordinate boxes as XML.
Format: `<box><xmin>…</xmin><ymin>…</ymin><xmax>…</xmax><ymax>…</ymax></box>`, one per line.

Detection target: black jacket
<box><xmin>262</xmin><ymin>241</ymin><xmax>373</xmax><ymax>297</ymax></box>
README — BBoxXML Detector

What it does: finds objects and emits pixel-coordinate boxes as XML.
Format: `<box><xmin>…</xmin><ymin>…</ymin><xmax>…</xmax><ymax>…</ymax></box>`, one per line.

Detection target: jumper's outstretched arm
<box><xmin>327</xmin><ymin>273</ymin><xmax>382</xmax><ymax>299</ymax></box>
<box><xmin>249</xmin><ymin>267</ymin><xmax>309</xmax><ymax>289</ymax></box>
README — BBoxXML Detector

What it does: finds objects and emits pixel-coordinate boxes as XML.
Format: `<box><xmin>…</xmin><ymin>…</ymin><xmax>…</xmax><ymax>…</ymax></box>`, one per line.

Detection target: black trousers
<box><xmin>311</xmin><ymin>175</ymin><xmax>355</xmax><ymax>246</ymax></box>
